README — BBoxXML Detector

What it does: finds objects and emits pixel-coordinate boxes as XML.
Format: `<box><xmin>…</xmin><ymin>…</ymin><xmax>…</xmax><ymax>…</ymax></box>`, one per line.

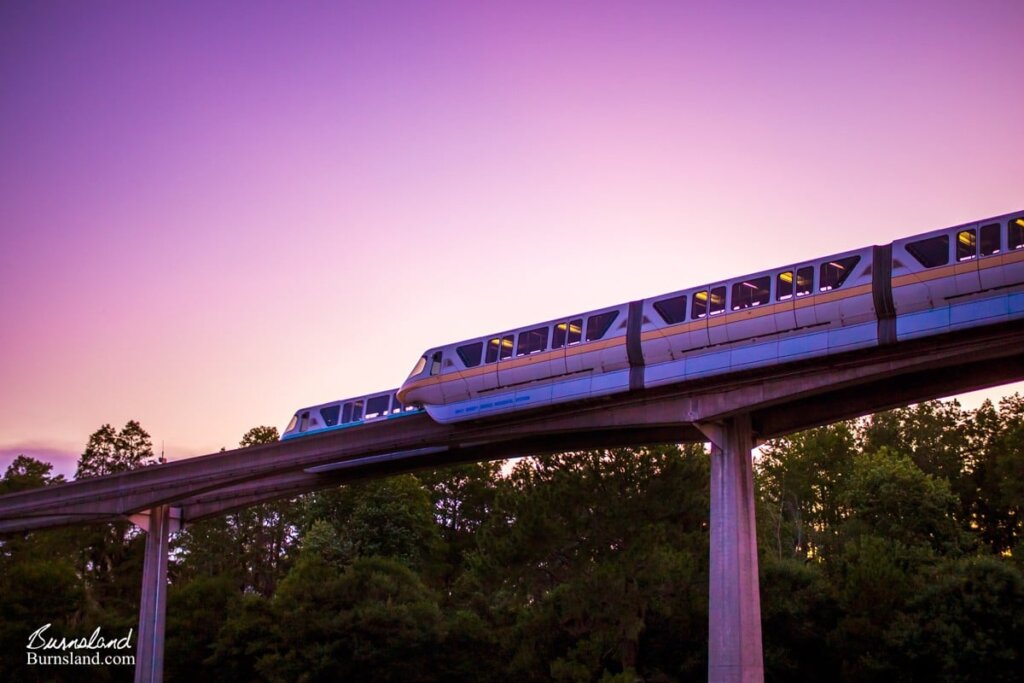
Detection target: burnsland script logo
<box><xmin>26</xmin><ymin>623</ymin><xmax>135</xmax><ymax>666</ymax></box>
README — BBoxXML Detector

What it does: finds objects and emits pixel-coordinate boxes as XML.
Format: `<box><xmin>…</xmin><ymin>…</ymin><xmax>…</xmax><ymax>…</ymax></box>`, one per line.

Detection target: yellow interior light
<box><xmin>958</xmin><ymin>231</ymin><xmax>976</xmax><ymax>246</ymax></box>
<box><xmin>1014</xmin><ymin>218</ymin><xmax>1024</xmax><ymax>229</ymax></box>
<box><xmin>779</xmin><ymin>271</ymin><xmax>793</xmax><ymax>283</ymax></box>
<box><xmin>828</xmin><ymin>261</ymin><xmax>846</xmax><ymax>270</ymax></box>
<box><xmin>695</xmin><ymin>291</ymin><xmax>708</xmax><ymax>301</ymax></box>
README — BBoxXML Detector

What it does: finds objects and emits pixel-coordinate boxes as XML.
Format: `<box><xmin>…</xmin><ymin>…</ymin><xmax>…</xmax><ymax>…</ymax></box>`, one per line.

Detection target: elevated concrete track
<box><xmin>2</xmin><ymin>319</ymin><xmax>1022</xmax><ymax>533</ymax></box>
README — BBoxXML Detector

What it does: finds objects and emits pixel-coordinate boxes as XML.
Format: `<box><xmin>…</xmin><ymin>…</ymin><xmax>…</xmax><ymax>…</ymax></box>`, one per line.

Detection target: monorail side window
<box><xmin>796</xmin><ymin>267</ymin><xmax>813</xmax><ymax>296</ymax></box>
<box><xmin>486</xmin><ymin>338</ymin><xmax>501</xmax><ymax>363</ymax></box>
<box><xmin>499</xmin><ymin>334</ymin><xmax>514</xmax><ymax>360</ymax></box>
<box><xmin>731</xmin><ymin>277</ymin><xmax>770</xmax><ymax>310</ymax></box>
<box><xmin>1009</xmin><ymin>218</ymin><xmax>1024</xmax><ymax>250</ymax></box>
<box><xmin>819</xmin><ymin>256</ymin><xmax>860</xmax><ymax>291</ymax></box>
<box><xmin>320</xmin><ymin>405</ymin><xmax>340</xmax><ymax>427</ymax></box>
<box><xmin>342</xmin><ymin>402</ymin><xmax>353</xmax><ymax>423</ymax></box>
<box><xmin>654</xmin><ymin>295</ymin><xmax>688</xmax><ymax>323</ymax></box>
<box><xmin>708</xmin><ymin>286</ymin><xmax>726</xmax><ymax>315</ymax></box>
<box><xmin>567</xmin><ymin>319</ymin><xmax>582</xmax><ymax>344</ymax></box>
<box><xmin>777</xmin><ymin>271</ymin><xmax>794</xmax><ymax>300</ymax></box>
<box><xmin>517</xmin><ymin>327</ymin><xmax>549</xmax><ymax>355</ymax></box>
<box><xmin>586</xmin><ymin>311</ymin><xmax>618</xmax><ymax>341</ymax></box>
<box><xmin>692</xmin><ymin>290</ymin><xmax>709</xmax><ymax>318</ymax></box>
<box><xmin>981</xmin><ymin>223</ymin><xmax>1001</xmax><ymax>256</ymax></box>
<box><xmin>366</xmin><ymin>395</ymin><xmax>390</xmax><ymax>418</ymax></box>
<box><xmin>351</xmin><ymin>400</ymin><xmax>364</xmax><ymax>421</ymax></box>
<box><xmin>457</xmin><ymin>342</ymin><xmax>483</xmax><ymax>367</ymax></box>
<box><xmin>299</xmin><ymin>411</ymin><xmax>310</xmax><ymax>432</ymax></box>
<box><xmin>430</xmin><ymin>351</ymin><xmax>443</xmax><ymax>375</ymax></box>
<box><xmin>552</xmin><ymin>318</ymin><xmax>583</xmax><ymax>348</ymax></box>
<box><xmin>957</xmin><ymin>229</ymin><xmax>977</xmax><ymax>261</ymax></box>
<box><xmin>390</xmin><ymin>394</ymin><xmax>403</xmax><ymax>414</ymax></box>
<box><xmin>906</xmin><ymin>235</ymin><xmax>949</xmax><ymax>268</ymax></box>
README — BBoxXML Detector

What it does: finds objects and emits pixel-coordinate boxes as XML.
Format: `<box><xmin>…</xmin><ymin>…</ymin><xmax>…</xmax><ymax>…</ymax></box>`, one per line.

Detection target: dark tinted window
<box><xmin>567</xmin><ymin>319</ymin><xmax>582</xmax><ymax>344</ymax></box>
<box><xmin>517</xmin><ymin>327</ymin><xmax>549</xmax><ymax>355</ymax></box>
<box><xmin>654</xmin><ymin>295</ymin><xmax>688</xmax><ymax>323</ymax></box>
<box><xmin>457</xmin><ymin>342</ymin><xmax>483</xmax><ymax>367</ymax></box>
<box><xmin>320</xmin><ymin>405</ymin><xmax>340</xmax><ymax>427</ymax></box>
<box><xmin>709</xmin><ymin>286</ymin><xmax>726</xmax><ymax>315</ymax></box>
<box><xmin>342</xmin><ymin>403</ymin><xmax>353</xmax><ymax>423</ymax></box>
<box><xmin>299</xmin><ymin>411</ymin><xmax>310</xmax><ymax>432</ymax></box>
<box><xmin>777</xmin><ymin>271</ymin><xmax>794</xmax><ymax>300</ymax></box>
<box><xmin>391</xmin><ymin>394</ymin><xmax>403</xmax><ymax>414</ymax></box>
<box><xmin>820</xmin><ymin>256</ymin><xmax>861</xmax><ymax>291</ymax></box>
<box><xmin>486</xmin><ymin>338</ymin><xmax>500</xmax><ymax>363</ymax></box>
<box><xmin>351</xmin><ymin>400</ymin><xmax>363</xmax><ymax>421</ymax></box>
<box><xmin>500</xmin><ymin>334</ymin><xmax>514</xmax><ymax>360</ymax></box>
<box><xmin>907</xmin><ymin>235</ymin><xmax>949</xmax><ymax>268</ymax></box>
<box><xmin>957</xmin><ymin>229</ymin><xmax>977</xmax><ymax>261</ymax></box>
<box><xmin>366</xmin><ymin>395</ymin><xmax>390</xmax><ymax>418</ymax></box>
<box><xmin>430</xmin><ymin>351</ymin><xmax>443</xmax><ymax>375</ymax></box>
<box><xmin>692</xmin><ymin>290</ymin><xmax>709</xmax><ymax>319</ymax></box>
<box><xmin>796</xmin><ymin>267</ymin><xmax>813</xmax><ymax>296</ymax></box>
<box><xmin>554</xmin><ymin>318</ymin><xmax>583</xmax><ymax>347</ymax></box>
<box><xmin>586</xmin><ymin>311</ymin><xmax>618</xmax><ymax>341</ymax></box>
<box><xmin>1011</xmin><ymin>218</ymin><xmax>1024</xmax><ymax>250</ymax></box>
<box><xmin>980</xmin><ymin>223</ymin><xmax>1001</xmax><ymax>256</ymax></box>
<box><xmin>731</xmin><ymin>277</ymin><xmax>770</xmax><ymax>310</ymax></box>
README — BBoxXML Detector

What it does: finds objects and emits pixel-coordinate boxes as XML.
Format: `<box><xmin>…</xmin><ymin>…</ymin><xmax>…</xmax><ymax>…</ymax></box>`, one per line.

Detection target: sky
<box><xmin>1</xmin><ymin>1</ymin><xmax>1022</xmax><ymax>478</ymax></box>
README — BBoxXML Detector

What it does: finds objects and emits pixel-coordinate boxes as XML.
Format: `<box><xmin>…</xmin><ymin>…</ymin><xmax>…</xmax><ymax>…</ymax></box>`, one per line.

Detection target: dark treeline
<box><xmin>1</xmin><ymin>398</ymin><xmax>1023</xmax><ymax>681</ymax></box>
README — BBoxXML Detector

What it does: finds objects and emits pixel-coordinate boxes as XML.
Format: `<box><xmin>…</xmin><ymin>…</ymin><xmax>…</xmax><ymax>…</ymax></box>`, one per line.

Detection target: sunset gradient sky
<box><xmin>1</xmin><ymin>1</ymin><xmax>1022</xmax><ymax>476</ymax></box>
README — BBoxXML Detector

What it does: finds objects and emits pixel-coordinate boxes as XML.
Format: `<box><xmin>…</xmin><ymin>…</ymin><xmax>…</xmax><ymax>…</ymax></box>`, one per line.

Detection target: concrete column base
<box><xmin>703</xmin><ymin>415</ymin><xmax>764</xmax><ymax>683</ymax></box>
<box><xmin>134</xmin><ymin>505</ymin><xmax>172</xmax><ymax>683</ymax></box>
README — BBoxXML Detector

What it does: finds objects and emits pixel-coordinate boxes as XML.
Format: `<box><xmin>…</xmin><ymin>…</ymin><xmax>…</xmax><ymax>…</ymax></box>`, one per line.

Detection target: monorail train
<box><xmin>282</xmin><ymin>389</ymin><xmax>421</xmax><ymax>440</ymax></box>
<box><xmin>395</xmin><ymin>209</ymin><xmax>1024</xmax><ymax>424</ymax></box>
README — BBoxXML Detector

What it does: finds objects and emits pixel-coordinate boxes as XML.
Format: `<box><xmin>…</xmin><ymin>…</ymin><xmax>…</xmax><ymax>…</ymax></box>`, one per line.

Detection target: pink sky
<box><xmin>1</xmin><ymin>1</ymin><xmax>1022</xmax><ymax>477</ymax></box>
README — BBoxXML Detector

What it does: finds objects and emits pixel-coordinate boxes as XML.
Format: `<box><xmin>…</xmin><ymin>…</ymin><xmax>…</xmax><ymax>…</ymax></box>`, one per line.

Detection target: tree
<box><xmin>462</xmin><ymin>445</ymin><xmax>710</xmax><ymax>682</ymax></box>
<box><xmin>75</xmin><ymin>420</ymin><xmax>155</xmax><ymax>479</ymax></box>
<box><xmin>0</xmin><ymin>455</ymin><xmax>65</xmax><ymax>493</ymax></box>
<box><xmin>757</xmin><ymin>422</ymin><xmax>858</xmax><ymax>562</ymax></box>
<box><xmin>970</xmin><ymin>395</ymin><xmax>1024</xmax><ymax>553</ymax></box>
<box><xmin>173</xmin><ymin>426</ymin><xmax>298</xmax><ymax>595</ymax></box>
<box><xmin>886</xmin><ymin>556</ymin><xmax>1024</xmax><ymax>682</ymax></box>
<box><xmin>259</xmin><ymin>555</ymin><xmax>445</xmax><ymax>683</ymax></box>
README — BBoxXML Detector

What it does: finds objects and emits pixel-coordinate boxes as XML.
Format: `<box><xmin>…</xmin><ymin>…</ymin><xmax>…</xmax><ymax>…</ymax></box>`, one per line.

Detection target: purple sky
<box><xmin>1</xmin><ymin>1</ymin><xmax>1022</xmax><ymax>477</ymax></box>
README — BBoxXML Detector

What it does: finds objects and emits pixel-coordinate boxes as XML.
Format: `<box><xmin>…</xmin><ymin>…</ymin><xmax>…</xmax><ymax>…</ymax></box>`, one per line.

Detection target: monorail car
<box><xmin>282</xmin><ymin>389</ymin><xmax>421</xmax><ymax>440</ymax></box>
<box><xmin>397</xmin><ymin>209</ymin><xmax>1024</xmax><ymax>423</ymax></box>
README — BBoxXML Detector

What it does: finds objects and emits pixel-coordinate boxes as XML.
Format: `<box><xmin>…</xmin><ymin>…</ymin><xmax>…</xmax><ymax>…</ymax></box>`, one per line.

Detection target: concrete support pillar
<box><xmin>133</xmin><ymin>505</ymin><xmax>172</xmax><ymax>683</ymax></box>
<box><xmin>703</xmin><ymin>415</ymin><xmax>764</xmax><ymax>683</ymax></box>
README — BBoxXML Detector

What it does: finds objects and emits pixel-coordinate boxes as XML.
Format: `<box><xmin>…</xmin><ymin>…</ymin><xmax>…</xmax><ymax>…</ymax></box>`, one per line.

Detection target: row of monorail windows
<box><xmin>906</xmin><ymin>218</ymin><xmax>1024</xmax><ymax>268</ymax></box>
<box><xmin>296</xmin><ymin>393</ymin><xmax>412</xmax><ymax>432</ymax></box>
<box><xmin>653</xmin><ymin>256</ymin><xmax>861</xmax><ymax>325</ymax></box>
<box><xmin>456</xmin><ymin>311</ymin><xmax>619</xmax><ymax>368</ymax></box>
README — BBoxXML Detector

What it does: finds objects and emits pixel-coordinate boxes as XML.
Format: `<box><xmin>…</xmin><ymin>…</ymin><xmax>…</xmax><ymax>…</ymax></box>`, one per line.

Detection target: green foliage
<box><xmin>5</xmin><ymin>398</ymin><xmax>1024</xmax><ymax>680</ymax></box>
<box><xmin>886</xmin><ymin>556</ymin><xmax>1024</xmax><ymax>682</ymax></box>
<box><xmin>462</xmin><ymin>445</ymin><xmax>710</xmax><ymax>682</ymax></box>
<box><xmin>258</xmin><ymin>555</ymin><xmax>445</xmax><ymax>682</ymax></box>
<box><xmin>760</xmin><ymin>558</ymin><xmax>839</xmax><ymax>681</ymax></box>
<box><xmin>0</xmin><ymin>455</ymin><xmax>65</xmax><ymax>493</ymax></box>
<box><xmin>970</xmin><ymin>396</ymin><xmax>1024</xmax><ymax>553</ymax></box>
<box><xmin>0</xmin><ymin>560</ymin><xmax>86</xmax><ymax>682</ymax></box>
<box><xmin>75</xmin><ymin>420</ymin><xmax>155</xmax><ymax>479</ymax></box>
<box><xmin>758</xmin><ymin>423</ymin><xmax>857</xmax><ymax>561</ymax></box>
<box><xmin>165</xmin><ymin>576</ymin><xmax>236</xmax><ymax>682</ymax></box>
<box><xmin>839</xmin><ymin>447</ymin><xmax>964</xmax><ymax>556</ymax></box>
<box><xmin>173</xmin><ymin>425</ymin><xmax>296</xmax><ymax>594</ymax></box>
